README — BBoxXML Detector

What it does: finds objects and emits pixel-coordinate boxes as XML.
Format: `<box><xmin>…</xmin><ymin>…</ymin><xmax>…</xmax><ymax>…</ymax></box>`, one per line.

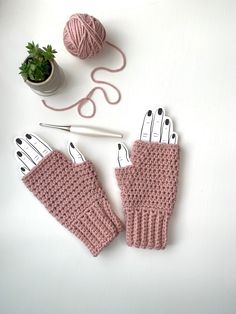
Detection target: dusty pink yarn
<box><xmin>22</xmin><ymin>151</ymin><xmax>123</xmax><ymax>256</ymax></box>
<box><xmin>42</xmin><ymin>12</ymin><xmax>126</xmax><ymax>118</ymax></box>
<box><xmin>63</xmin><ymin>13</ymin><xmax>106</xmax><ymax>59</ymax></box>
<box><xmin>115</xmin><ymin>141</ymin><xmax>180</xmax><ymax>249</ymax></box>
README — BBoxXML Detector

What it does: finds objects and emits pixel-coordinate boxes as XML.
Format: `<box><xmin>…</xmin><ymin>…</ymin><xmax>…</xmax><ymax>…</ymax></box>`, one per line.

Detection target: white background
<box><xmin>1</xmin><ymin>0</ymin><xmax>236</xmax><ymax>313</ymax></box>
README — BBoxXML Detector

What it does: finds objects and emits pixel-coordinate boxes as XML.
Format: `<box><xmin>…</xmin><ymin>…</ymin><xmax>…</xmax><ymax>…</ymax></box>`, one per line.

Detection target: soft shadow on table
<box><xmin>100</xmin><ymin>231</ymin><xmax>125</xmax><ymax>258</ymax></box>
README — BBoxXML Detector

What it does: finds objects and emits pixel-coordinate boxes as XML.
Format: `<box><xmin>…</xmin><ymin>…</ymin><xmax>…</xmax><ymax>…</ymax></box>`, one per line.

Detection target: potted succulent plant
<box><xmin>19</xmin><ymin>42</ymin><xmax>63</xmax><ymax>96</ymax></box>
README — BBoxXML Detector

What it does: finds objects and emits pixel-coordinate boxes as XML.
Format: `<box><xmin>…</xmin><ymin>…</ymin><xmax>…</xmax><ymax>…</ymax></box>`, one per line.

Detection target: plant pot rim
<box><xmin>25</xmin><ymin>59</ymin><xmax>55</xmax><ymax>86</ymax></box>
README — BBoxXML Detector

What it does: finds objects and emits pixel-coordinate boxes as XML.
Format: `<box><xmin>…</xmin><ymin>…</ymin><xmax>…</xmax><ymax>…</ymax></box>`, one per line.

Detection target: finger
<box><xmin>117</xmin><ymin>143</ymin><xmax>131</xmax><ymax>167</ymax></box>
<box><xmin>140</xmin><ymin>110</ymin><xmax>153</xmax><ymax>142</ymax></box>
<box><xmin>68</xmin><ymin>142</ymin><xmax>85</xmax><ymax>164</ymax></box>
<box><xmin>25</xmin><ymin>133</ymin><xmax>52</xmax><ymax>157</ymax></box>
<box><xmin>15</xmin><ymin>137</ymin><xmax>42</xmax><ymax>164</ymax></box>
<box><xmin>169</xmin><ymin>132</ymin><xmax>178</xmax><ymax>144</ymax></box>
<box><xmin>161</xmin><ymin>116</ymin><xmax>173</xmax><ymax>144</ymax></box>
<box><xmin>16</xmin><ymin>151</ymin><xmax>36</xmax><ymax>170</ymax></box>
<box><xmin>151</xmin><ymin>107</ymin><xmax>165</xmax><ymax>142</ymax></box>
<box><xmin>20</xmin><ymin>166</ymin><xmax>30</xmax><ymax>175</ymax></box>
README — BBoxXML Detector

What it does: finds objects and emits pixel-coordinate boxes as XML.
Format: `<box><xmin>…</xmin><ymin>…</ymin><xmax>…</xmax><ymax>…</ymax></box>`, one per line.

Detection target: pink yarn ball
<box><xmin>63</xmin><ymin>13</ymin><xmax>106</xmax><ymax>59</ymax></box>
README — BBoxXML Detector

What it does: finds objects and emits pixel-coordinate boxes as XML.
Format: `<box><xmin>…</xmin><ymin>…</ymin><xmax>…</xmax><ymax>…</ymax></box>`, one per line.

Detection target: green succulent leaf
<box><xmin>19</xmin><ymin>41</ymin><xmax>57</xmax><ymax>82</ymax></box>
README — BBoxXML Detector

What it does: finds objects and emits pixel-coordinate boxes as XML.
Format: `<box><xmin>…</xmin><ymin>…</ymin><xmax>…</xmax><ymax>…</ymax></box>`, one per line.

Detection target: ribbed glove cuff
<box><xmin>124</xmin><ymin>207</ymin><xmax>170</xmax><ymax>249</ymax></box>
<box><xmin>115</xmin><ymin>141</ymin><xmax>180</xmax><ymax>250</ymax></box>
<box><xmin>23</xmin><ymin>151</ymin><xmax>122</xmax><ymax>256</ymax></box>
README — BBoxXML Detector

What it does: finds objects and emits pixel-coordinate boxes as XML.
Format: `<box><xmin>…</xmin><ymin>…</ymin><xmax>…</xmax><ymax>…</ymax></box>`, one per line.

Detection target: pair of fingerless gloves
<box><xmin>23</xmin><ymin>140</ymin><xmax>180</xmax><ymax>256</ymax></box>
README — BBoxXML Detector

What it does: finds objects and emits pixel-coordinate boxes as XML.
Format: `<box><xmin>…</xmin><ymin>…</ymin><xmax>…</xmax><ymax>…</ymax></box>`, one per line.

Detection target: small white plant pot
<box><xmin>25</xmin><ymin>59</ymin><xmax>64</xmax><ymax>96</ymax></box>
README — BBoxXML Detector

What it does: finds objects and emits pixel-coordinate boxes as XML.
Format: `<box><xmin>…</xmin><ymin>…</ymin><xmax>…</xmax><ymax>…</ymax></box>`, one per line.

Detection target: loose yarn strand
<box><xmin>42</xmin><ymin>13</ymin><xmax>126</xmax><ymax>118</ymax></box>
<box><xmin>42</xmin><ymin>41</ymin><xmax>126</xmax><ymax>118</ymax></box>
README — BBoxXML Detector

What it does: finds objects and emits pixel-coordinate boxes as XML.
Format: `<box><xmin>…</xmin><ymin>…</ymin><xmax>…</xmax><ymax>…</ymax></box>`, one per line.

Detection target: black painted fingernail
<box><xmin>147</xmin><ymin>110</ymin><xmax>152</xmax><ymax>116</ymax></box>
<box><xmin>16</xmin><ymin>138</ymin><xmax>22</xmax><ymax>144</ymax></box>
<box><xmin>165</xmin><ymin>119</ymin><xmax>169</xmax><ymax>125</ymax></box>
<box><xmin>158</xmin><ymin>108</ymin><xmax>163</xmax><ymax>115</ymax></box>
<box><xmin>26</xmin><ymin>134</ymin><xmax>32</xmax><ymax>139</ymax></box>
<box><xmin>118</xmin><ymin>143</ymin><xmax>121</xmax><ymax>150</ymax></box>
<box><xmin>17</xmin><ymin>151</ymin><xmax>22</xmax><ymax>157</ymax></box>
<box><xmin>21</xmin><ymin>167</ymin><xmax>25</xmax><ymax>172</ymax></box>
<box><xmin>70</xmin><ymin>142</ymin><xmax>75</xmax><ymax>148</ymax></box>
<box><xmin>172</xmin><ymin>134</ymin><xmax>175</xmax><ymax>138</ymax></box>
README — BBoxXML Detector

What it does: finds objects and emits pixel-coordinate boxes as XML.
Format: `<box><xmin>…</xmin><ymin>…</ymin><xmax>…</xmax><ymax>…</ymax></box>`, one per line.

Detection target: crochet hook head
<box><xmin>39</xmin><ymin>123</ymin><xmax>123</xmax><ymax>138</ymax></box>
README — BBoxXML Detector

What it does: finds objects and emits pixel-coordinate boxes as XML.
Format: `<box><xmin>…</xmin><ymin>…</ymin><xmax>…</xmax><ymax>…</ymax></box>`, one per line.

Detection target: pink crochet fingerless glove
<box><xmin>23</xmin><ymin>151</ymin><xmax>123</xmax><ymax>256</ymax></box>
<box><xmin>115</xmin><ymin>140</ymin><xmax>180</xmax><ymax>249</ymax></box>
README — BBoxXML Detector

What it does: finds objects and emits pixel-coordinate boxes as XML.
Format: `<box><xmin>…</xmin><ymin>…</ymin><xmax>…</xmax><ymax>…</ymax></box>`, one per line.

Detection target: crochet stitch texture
<box><xmin>115</xmin><ymin>140</ymin><xmax>180</xmax><ymax>249</ymax></box>
<box><xmin>23</xmin><ymin>151</ymin><xmax>122</xmax><ymax>256</ymax></box>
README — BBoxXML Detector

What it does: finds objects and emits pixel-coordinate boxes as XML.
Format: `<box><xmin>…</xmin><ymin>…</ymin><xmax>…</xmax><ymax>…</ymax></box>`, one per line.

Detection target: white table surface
<box><xmin>1</xmin><ymin>0</ymin><xmax>236</xmax><ymax>313</ymax></box>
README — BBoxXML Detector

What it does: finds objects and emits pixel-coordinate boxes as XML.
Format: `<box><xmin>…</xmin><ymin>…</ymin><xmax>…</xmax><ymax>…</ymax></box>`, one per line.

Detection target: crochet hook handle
<box><xmin>40</xmin><ymin>123</ymin><xmax>123</xmax><ymax>138</ymax></box>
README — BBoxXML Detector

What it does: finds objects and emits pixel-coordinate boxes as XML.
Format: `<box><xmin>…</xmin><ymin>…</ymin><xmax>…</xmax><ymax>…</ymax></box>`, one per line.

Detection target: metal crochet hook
<box><xmin>39</xmin><ymin>123</ymin><xmax>123</xmax><ymax>138</ymax></box>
